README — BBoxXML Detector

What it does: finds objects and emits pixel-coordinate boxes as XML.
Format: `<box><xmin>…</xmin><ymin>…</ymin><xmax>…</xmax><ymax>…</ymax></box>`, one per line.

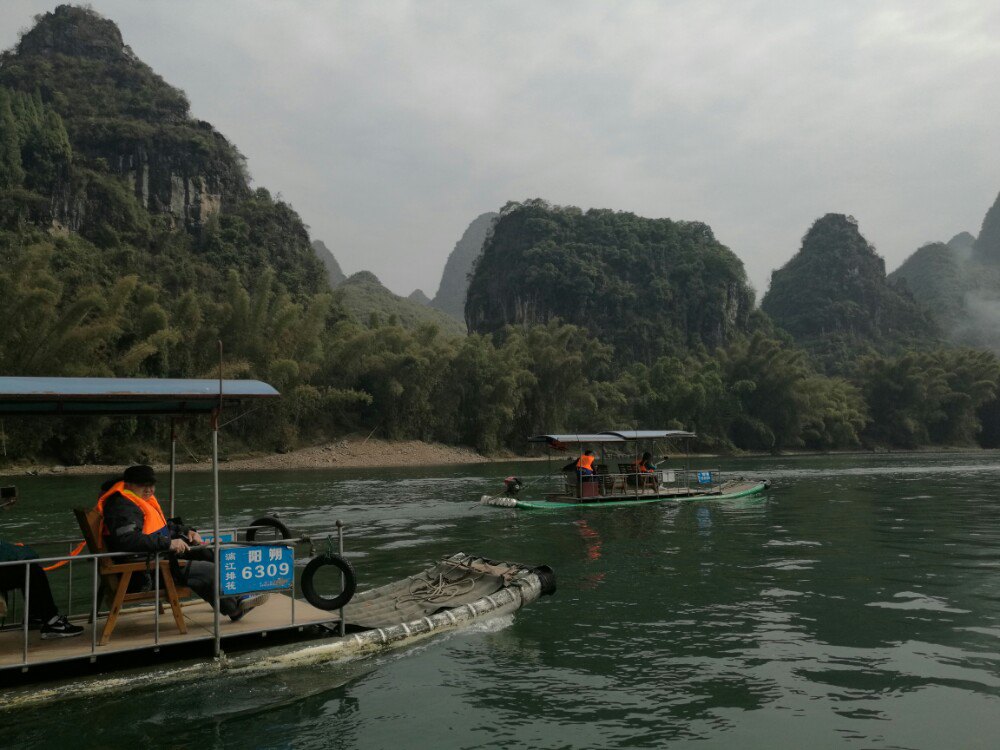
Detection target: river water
<box><xmin>5</xmin><ymin>452</ymin><xmax>1000</xmax><ymax>749</ymax></box>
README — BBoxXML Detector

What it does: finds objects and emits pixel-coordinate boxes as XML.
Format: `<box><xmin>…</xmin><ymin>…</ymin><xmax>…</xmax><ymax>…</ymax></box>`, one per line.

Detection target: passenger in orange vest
<box><xmin>633</xmin><ymin>452</ymin><xmax>657</xmax><ymax>474</ymax></box>
<box><xmin>575</xmin><ymin>450</ymin><xmax>597</xmax><ymax>479</ymax></box>
<box><xmin>98</xmin><ymin>465</ymin><xmax>266</xmax><ymax>621</ymax></box>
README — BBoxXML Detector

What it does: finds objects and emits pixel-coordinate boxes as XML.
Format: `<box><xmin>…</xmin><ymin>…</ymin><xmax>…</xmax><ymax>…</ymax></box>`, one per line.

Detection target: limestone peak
<box><xmin>16</xmin><ymin>5</ymin><xmax>135</xmax><ymax>64</ymax></box>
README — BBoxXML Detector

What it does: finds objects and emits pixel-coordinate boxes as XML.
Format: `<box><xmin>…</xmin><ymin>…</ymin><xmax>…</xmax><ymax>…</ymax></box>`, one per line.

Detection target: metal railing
<box><xmin>0</xmin><ymin>523</ymin><xmax>347</xmax><ymax>673</ymax></box>
<box><xmin>557</xmin><ymin>467</ymin><xmax>725</xmax><ymax>499</ymax></box>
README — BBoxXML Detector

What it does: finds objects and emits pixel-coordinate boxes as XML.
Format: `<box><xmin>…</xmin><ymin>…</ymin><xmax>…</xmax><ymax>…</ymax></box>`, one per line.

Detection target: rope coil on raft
<box><xmin>397</xmin><ymin>561</ymin><xmax>486</xmax><ymax>607</ymax></box>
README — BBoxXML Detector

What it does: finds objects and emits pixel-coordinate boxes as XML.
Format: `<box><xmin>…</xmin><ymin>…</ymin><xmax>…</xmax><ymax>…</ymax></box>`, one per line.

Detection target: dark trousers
<box><xmin>0</xmin><ymin>562</ymin><xmax>59</xmax><ymax>623</ymax></box>
<box><xmin>174</xmin><ymin>546</ymin><xmax>239</xmax><ymax>616</ymax></box>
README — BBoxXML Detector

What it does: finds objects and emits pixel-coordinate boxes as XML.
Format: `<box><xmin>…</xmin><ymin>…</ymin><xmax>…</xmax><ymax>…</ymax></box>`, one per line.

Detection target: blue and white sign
<box><xmin>202</xmin><ymin>532</ymin><xmax>235</xmax><ymax>544</ymax></box>
<box><xmin>696</xmin><ymin>471</ymin><xmax>714</xmax><ymax>484</ymax></box>
<box><xmin>221</xmin><ymin>545</ymin><xmax>294</xmax><ymax>595</ymax></box>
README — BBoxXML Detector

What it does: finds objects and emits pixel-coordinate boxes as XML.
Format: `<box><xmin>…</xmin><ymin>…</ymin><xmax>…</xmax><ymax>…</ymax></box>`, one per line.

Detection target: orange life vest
<box><xmin>95</xmin><ymin>480</ymin><xmax>169</xmax><ymax>537</ymax></box>
<box><xmin>576</xmin><ymin>454</ymin><xmax>595</xmax><ymax>471</ymax></box>
<box><xmin>633</xmin><ymin>458</ymin><xmax>654</xmax><ymax>474</ymax></box>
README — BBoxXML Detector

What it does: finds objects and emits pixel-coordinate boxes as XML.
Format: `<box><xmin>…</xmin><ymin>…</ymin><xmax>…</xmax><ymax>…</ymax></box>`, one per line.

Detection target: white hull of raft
<box><xmin>481</xmin><ymin>479</ymin><xmax>771</xmax><ymax>510</ymax></box>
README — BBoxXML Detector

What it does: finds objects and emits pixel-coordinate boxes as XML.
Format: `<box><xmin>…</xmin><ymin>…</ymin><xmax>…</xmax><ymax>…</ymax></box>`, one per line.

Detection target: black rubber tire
<box><xmin>246</xmin><ymin>515</ymin><xmax>292</xmax><ymax>542</ymax></box>
<box><xmin>300</xmin><ymin>554</ymin><xmax>357</xmax><ymax>611</ymax></box>
<box><xmin>532</xmin><ymin>564</ymin><xmax>557</xmax><ymax>597</ymax></box>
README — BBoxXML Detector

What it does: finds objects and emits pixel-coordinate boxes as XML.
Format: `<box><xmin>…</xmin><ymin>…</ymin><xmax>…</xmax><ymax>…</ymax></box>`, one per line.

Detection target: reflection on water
<box><xmin>5</xmin><ymin>452</ymin><xmax>1000</xmax><ymax>749</ymax></box>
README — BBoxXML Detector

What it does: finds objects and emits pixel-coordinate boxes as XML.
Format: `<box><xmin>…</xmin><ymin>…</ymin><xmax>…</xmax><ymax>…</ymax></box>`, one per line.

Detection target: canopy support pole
<box><xmin>169</xmin><ymin>418</ymin><xmax>177</xmax><ymax>517</ymax></box>
<box><xmin>212</xmin><ymin>342</ymin><xmax>223</xmax><ymax>659</ymax></box>
<box><xmin>212</xmin><ymin>409</ymin><xmax>221</xmax><ymax>658</ymax></box>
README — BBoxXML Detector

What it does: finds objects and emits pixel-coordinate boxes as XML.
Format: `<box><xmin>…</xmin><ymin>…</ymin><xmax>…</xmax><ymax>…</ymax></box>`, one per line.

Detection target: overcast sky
<box><xmin>4</xmin><ymin>1</ymin><xmax>1000</xmax><ymax>298</ymax></box>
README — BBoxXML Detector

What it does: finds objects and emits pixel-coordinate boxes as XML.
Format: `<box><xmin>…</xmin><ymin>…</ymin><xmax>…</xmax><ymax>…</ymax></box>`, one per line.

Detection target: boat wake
<box><xmin>1</xmin><ymin>614</ymin><xmax>518</xmax><ymax>711</ymax></box>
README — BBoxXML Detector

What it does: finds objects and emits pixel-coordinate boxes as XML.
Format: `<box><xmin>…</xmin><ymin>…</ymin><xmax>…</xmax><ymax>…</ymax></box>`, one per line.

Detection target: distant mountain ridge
<box><xmin>312</xmin><ymin>239</ymin><xmax>345</xmax><ymax>287</ymax></box>
<box><xmin>974</xmin><ymin>191</ymin><xmax>1000</xmax><ymax>264</ymax></box>
<box><xmin>761</xmin><ymin>214</ymin><xmax>937</xmax><ymax>369</ymax></box>
<box><xmin>431</xmin><ymin>212</ymin><xmax>497</xmax><ymax>320</ymax></box>
<box><xmin>334</xmin><ymin>271</ymin><xmax>465</xmax><ymax>335</ymax></box>
<box><xmin>887</xmin><ymin>191</ymin><xmax>1000</xmax><ymax>352</ymax></box>
<box><xmin>888</xmin><ymin>242</ymin><xmax>966</xmax><ymax>328</ymax></box>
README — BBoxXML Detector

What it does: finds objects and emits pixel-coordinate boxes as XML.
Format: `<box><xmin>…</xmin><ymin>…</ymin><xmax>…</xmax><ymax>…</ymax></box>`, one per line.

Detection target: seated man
<box><xmin>0</xmin><ymin>539</ymin><xmax>84</xmax><ymax>638</ymax></box>
<box><xmin>97</xmin><ymin>465</ymin><xmax>266</xmax><ymax>621</ymax></box>
<box><xmin>574</xmin><ymin>450</ymin><xmax>598</xmax><ymax>480</ymax></box>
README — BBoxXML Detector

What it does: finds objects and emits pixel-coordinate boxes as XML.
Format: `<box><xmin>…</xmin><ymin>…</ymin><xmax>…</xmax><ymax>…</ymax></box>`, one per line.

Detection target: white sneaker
<box><xmin>230</xmin><ymin>593</ymin><xmax>269</xmax><ymax>621</ymax></box>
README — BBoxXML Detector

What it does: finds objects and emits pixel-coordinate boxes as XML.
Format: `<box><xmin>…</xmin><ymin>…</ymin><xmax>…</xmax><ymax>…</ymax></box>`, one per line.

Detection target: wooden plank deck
<box><xmin>0</xmin><ymin>592</ymin><xmax>337</xmax><ymax>669</ymax></box>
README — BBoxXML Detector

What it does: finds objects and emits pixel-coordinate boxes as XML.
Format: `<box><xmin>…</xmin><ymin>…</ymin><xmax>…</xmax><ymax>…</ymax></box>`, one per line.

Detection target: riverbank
<box><xmin>0</xmin><ymin>437</ymin><xmax>497</xmax><ymax>477</ymax></box>
<box><xmin>1</xmin><ymin>441</ymin><xmax>992</xmax><ymax>478</ymax></box>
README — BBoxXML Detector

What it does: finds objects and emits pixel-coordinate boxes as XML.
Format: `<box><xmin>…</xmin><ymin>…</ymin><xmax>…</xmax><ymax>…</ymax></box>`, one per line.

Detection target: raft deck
<box><xmin>0</xmin><ymin>592</ymin><xmax>336</xmax><ymax>672</ymax></box>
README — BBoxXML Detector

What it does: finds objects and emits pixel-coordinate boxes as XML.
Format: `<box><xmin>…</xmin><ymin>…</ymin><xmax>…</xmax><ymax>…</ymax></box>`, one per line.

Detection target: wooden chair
<box><xmin>618</xmin><ymin>463</ymin><xmax>656</xmax><ymax>492</ymax></box>
<box><xmin>618</xmin><ymin>463</ymin><xmax>638</xmax><ymax>489</ymax></box>
<box><xmin>74</xmin><ymin>507</ymin><xmax>191</xmax><ymax>646</ymax></box>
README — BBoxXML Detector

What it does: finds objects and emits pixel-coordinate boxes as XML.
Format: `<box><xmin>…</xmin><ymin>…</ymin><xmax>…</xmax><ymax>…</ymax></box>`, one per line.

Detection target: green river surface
<box><xmin>5</xmin><ymin>451</ymin><xmax>1000</xmax><ymax>749</ymax></box>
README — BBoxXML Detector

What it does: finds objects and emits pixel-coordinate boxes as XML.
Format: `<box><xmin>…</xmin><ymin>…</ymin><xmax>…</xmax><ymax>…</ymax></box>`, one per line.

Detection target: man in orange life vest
<box><xmin>575</xmin><ymin>450</ymin><xmax>597</xmax><ymax>479</ymax></box>
<box><xmin>98</xmin><ymin>465</ymin><xmax>266</xmax><ymax>621</ymax></box>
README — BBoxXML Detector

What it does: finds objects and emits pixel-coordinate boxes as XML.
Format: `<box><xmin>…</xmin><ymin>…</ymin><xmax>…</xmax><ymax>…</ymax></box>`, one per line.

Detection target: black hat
<box><xmin>123</xmin><ymin>465</ymin><xmax>156</xmax><ymax>485</ymax></box>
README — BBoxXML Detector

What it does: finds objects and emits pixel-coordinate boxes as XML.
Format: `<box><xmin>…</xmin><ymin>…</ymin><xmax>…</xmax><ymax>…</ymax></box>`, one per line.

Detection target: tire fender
<box><xmin>246</xmin><ymin>515</ymin><xmax>292</xmax><ymax>542</ymax></box>
<box><xmin>300</xmin><ymin>553</ymin><xmax>358</xmax><ymax>611</ymax></box>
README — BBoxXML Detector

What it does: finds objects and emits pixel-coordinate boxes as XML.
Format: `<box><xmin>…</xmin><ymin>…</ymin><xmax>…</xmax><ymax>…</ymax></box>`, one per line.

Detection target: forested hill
<box><xmin>761</xmin><ymin>214</ymin><xmax>937</xmax><ymax>370</ymax></box>
<box><xmin>431</xmin><ymin>211</ymin><xmax>497</xmax><ymax>320</ymax></box>
<box><xmin>886</xmin><ymin>192</ymin><xmax>1000</xmax><ymax>354</ymax></box>
<box><xmin>333</xmin><ymin>271</ymin><xmax>465</xmax><ymax>335</ymax></box>
<box><xmin>464</xmin><ymin>200</ymin><xmax>756</xmax><ymax>365</ymax></box>
<box><xmin>312</xmin><ymin>240</ymin><xmax>345</xmax><ymax>287</ymax></box>
<box><xmin>0</xmin><ymin>5</ymin><xmax>338</xmax><ymax>461</ymax></box>
<box><xmin>887</xmin><ymin>242</ymin><xmax>966</xmax><ymax>328</ymax></box>
<box><xmin>0</xmin><ymin>5</ymin><xmax>326</xmax><ymax>298</ymax></box>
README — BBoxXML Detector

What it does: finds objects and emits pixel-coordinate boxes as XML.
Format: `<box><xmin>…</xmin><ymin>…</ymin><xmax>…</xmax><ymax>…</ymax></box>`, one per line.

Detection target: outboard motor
<box><xmin>503</xmin><ymin>476</ymin><xmax>523</xmax><ymax>495</ymax></box>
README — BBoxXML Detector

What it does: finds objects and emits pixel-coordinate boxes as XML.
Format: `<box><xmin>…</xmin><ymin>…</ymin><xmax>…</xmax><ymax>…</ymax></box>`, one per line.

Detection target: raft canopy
<box><xmin>601</xmin><ymin>430</ymin><xmax>696</xmax><ymax>440</ymax></box>
<box><xmin>0</xmin><ymin>376</ymin><xmax>280</xmax><ymax>416</ymax></box>
<box><xmin>528</xmin><ymin>429</ymin><xmax>697</xmax><ymax>444</ymax></box>
<box><xmin>528</xmin><ymin>434</ymin><xmax>626</xmax><ymax>444</ymax></box>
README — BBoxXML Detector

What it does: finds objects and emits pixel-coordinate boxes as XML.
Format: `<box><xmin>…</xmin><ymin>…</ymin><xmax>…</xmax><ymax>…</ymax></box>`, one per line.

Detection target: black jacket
<box><xmin>102</xmin><ymin>492</ymin><xmax>190</xmax><ymax>554</ymax></box>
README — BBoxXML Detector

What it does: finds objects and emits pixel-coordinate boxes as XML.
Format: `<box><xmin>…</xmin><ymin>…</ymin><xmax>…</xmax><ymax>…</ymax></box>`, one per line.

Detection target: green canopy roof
<box><xmin>0</xmin><ymin>377</ymin><xmax>279</xmax><ymax>416</ymax></box>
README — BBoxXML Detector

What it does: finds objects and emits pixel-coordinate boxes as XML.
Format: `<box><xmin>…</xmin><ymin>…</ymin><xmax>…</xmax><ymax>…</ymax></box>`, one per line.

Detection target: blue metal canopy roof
<box><xmin>0</xmin><ymin>377</ymin><xmax>280</xmax><ymax>416</ymax></box>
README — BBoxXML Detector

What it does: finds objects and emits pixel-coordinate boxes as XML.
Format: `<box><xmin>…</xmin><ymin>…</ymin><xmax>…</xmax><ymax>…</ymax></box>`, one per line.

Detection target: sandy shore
<box><xmin>0</xmin><ymin>437</ymin><xmax>511</xmax><ymax>477</ymax></box>
<box><xmin>4</xmin><ymin>441</ymin><xmax>983</xmax><ymax>478</ymax></box>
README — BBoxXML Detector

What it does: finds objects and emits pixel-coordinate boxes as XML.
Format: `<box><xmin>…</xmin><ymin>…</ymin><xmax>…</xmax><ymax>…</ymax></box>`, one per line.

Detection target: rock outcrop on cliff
<box><xmin>762</xmin><ymin>214</ymin><xmax>937</xmax><ymax>369</ymax></box>
<box><xmin>431</xmin><ymin>212</ymin><xmax>497</xmax><ymax>320</ymax></box>
<box><xmin>464</xmin><ymin>200</ymin><xmax>755</xmax><ymax>364</ymax></box>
